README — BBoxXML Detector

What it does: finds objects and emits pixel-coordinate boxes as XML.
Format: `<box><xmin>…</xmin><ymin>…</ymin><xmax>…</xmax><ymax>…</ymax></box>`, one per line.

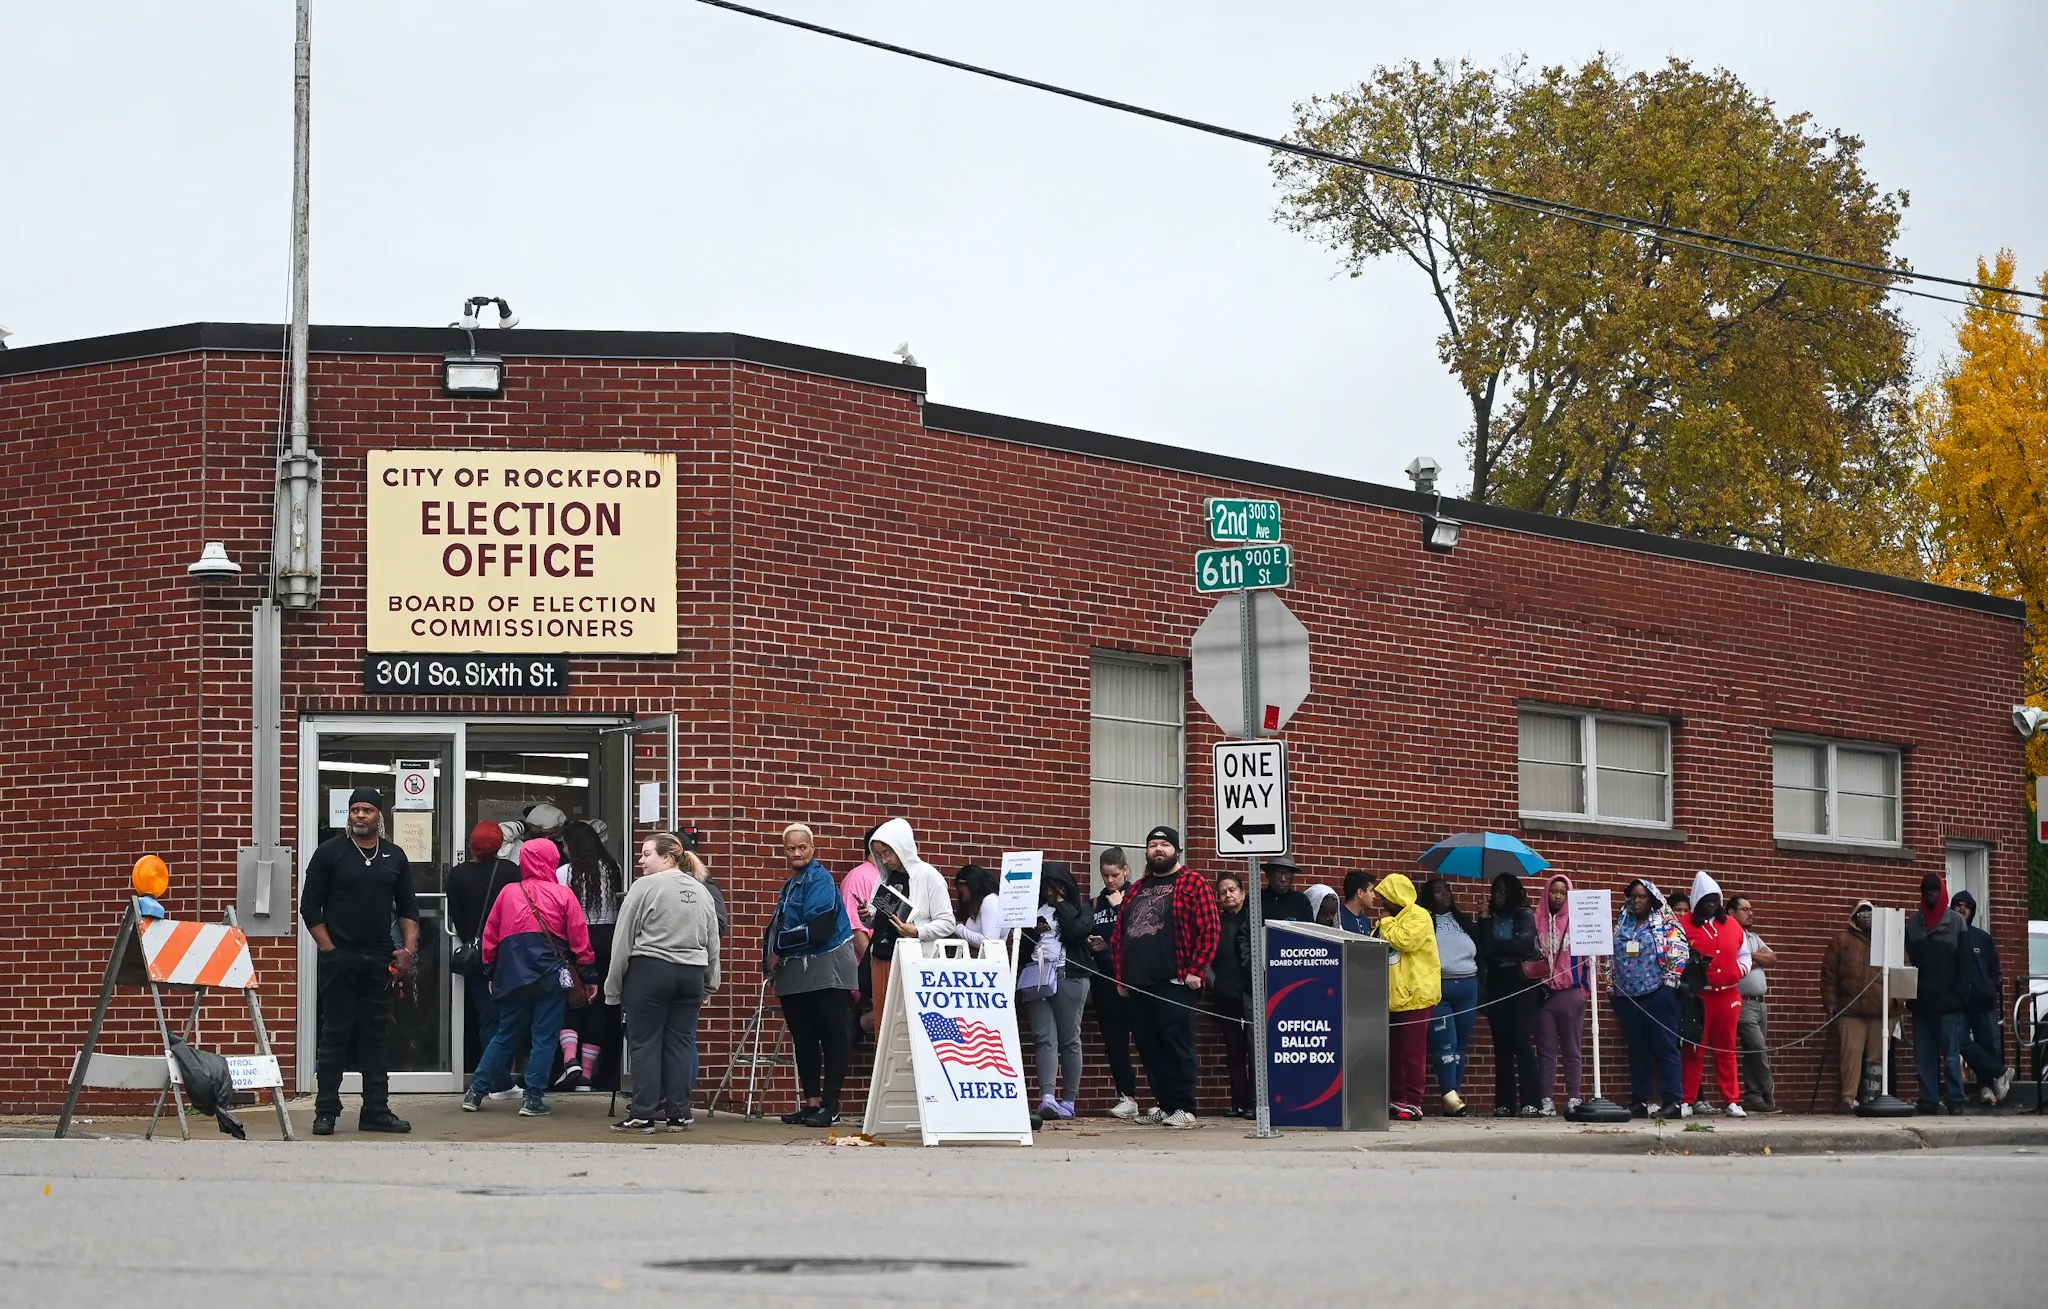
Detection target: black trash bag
<box><xmin>167</xmin><ymin>1035</ymin><xmax>248</xmax><ymax>1140</ymax></box>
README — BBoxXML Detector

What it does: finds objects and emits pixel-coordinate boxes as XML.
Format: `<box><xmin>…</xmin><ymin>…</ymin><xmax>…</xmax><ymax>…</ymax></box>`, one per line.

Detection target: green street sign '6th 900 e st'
<box><xmin>1207</xmin><ymin>497</ymin><xmax>1283</xmax><ymax>542</ymax></box>
<box><xmin>1195</xmin><ymin>543</ymin><xmax>1292</xmax><ymax>593</ymax></box>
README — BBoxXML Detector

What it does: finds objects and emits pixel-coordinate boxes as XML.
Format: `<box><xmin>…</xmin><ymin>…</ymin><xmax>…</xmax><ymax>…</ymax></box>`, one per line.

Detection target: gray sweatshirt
<box><xmin>605</xmin><ymin>870</ymin><xmax>721</xmax><ymax>1003</ymax></box>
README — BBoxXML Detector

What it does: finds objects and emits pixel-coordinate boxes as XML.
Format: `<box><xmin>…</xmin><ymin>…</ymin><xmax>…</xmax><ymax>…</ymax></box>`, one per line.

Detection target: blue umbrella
<box><xmin>1417</xmin><ymin>831</ymin><xmax>1550</xmax><ymax>879</ymax></box>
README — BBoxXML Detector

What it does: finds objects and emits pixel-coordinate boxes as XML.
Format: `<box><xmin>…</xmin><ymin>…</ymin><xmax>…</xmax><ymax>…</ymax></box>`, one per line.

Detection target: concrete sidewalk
<box><xmin>14</xmin><ymin>1093</ymin><xmax>2048</xmax><ymax>1155</ymax></box>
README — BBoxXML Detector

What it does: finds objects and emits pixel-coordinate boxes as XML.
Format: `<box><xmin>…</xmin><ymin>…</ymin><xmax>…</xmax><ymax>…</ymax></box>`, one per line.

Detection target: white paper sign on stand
<box><xmin>1568</xmin><ymin>890</ymin><xmax>1613</xmax><ymax>957</ymax></box>
<box><xmin>998</xmin><ymin>851</ymin><xmax>1043</xmax><ymax>932</ymax></box>
<box><xmin>861</xmin><ymin>937</ymin><xmax>1033</xmax><ymax>1146</ymax></box>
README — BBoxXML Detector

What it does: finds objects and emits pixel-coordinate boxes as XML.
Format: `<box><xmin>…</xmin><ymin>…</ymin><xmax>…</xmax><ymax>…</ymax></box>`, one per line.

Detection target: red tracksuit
<box><xmin>1682</xmin><ymin>915</ymin><xmax>1747</xmax><ymax>1105</ymax></box>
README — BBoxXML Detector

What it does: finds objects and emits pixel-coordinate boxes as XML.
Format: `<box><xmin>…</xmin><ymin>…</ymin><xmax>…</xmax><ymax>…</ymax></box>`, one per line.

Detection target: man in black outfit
<box><xmin>1258</xmin><ymin>856</ymin><xmax>1315</xmax><ymax>924</ymax></box>
<box><xmin>300</xmin><ymin>786</ymin><xmax>419</xmax><ymax>1136</ymax></box>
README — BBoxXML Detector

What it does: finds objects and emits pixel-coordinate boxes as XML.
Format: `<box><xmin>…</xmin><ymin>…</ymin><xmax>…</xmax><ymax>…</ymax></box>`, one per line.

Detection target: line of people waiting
<box><xmin>444</xmin><ymin>811</ymin><xmax>2023</xmax><ymax>1128</ymax></box>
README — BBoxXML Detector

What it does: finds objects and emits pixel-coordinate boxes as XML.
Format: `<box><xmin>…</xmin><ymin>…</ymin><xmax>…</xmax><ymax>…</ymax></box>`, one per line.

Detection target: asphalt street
<box><xmin>2</xmin><ymin>1136</ymin><xmax>2045</xmax><ymax>1308</ymax></box>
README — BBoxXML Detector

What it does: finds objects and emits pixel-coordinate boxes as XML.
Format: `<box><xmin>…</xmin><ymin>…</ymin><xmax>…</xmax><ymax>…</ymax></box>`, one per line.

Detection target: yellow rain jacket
<box><xmin>1375</xmin><ymin>873</ymin><xmax>1442</xmax><ymax>1013</ymax></box>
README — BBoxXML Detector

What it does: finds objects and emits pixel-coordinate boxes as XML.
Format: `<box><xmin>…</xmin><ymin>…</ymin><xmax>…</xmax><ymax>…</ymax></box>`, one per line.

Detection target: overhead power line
<box><xmin>691</xmin><ymin>0</ymin><xmax>2045</xmax><ymax>319</ymax></box>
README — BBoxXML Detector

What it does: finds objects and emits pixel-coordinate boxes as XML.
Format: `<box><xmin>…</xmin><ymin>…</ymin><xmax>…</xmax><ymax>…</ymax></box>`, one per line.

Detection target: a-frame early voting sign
<box><xmin>862</xmin><ymin>937</ymin><xmax>1033</xmax><ymax>1146</ymax></box>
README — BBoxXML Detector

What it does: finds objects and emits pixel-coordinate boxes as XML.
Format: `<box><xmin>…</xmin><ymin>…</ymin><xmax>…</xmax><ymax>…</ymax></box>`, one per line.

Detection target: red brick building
<box><xmin>1</xmin><ymin>322</ymin><xmax>2027</xmax><ymax>1118</ymax></box>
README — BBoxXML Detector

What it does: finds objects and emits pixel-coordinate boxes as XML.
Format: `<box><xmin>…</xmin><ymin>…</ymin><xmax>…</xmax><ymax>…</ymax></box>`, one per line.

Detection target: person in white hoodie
<box><xmin>863</xmin><ymin>818</ymin><xmax>957</xmax><ymax>1024</ymax></box>
<box><xmin>605</xmin><ymin>832</ymin><xmax>721</xmax><ymax>1132</ymax></box>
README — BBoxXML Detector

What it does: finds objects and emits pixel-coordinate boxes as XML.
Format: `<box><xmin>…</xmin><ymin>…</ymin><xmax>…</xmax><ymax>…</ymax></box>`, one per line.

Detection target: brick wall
<box><xmin>1</xmin><ymin>342</ymin><xmax>2026</xmax><ymax>1118</ymax></box>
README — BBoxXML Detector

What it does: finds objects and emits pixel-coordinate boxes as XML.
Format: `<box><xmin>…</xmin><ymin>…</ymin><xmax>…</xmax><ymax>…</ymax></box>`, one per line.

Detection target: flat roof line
<box><xmin>921</xmin><ymin>402</ymin><xmax>2024</xmax><ymax>622</ymax></box>
<box><xmin>0</xmin><ymin>322</ymin><xmax>928</xmax><ymax>394</ymax></box>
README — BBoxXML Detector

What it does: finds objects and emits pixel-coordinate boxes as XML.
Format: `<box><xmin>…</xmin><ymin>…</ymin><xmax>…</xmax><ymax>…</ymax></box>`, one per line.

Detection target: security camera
<box><xmin>185</xmin><ymin>542</ymin><xmax>243</xmax><ymax>584</ymax></box>
<box><xmin>1406</xmin><ymin>456</ymin><xmax>1441</xmax><ymax>495</ymax></box>
<box><xmin>2012</xmin><ymin>705</ymin><xmax>2048</xmax><ymax>740</ymax></box>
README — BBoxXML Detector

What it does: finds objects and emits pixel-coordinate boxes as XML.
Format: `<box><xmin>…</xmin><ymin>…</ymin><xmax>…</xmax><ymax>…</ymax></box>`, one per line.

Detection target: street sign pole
<box><xmin>1241</xmin><ymin>589</ymin><xmax>1278</xmax><ymax>1139</ymax></box>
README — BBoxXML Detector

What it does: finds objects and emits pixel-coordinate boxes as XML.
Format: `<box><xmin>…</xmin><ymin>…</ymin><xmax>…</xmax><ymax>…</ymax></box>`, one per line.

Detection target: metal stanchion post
<box><xmin>1242</xmin><ymin>589</ymin><xmax>1278</xmax><ymax>1139</ymax></box>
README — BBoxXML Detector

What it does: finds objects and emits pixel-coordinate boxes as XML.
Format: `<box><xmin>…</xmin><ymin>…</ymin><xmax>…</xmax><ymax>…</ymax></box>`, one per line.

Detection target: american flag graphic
<box><xmin>919</xmin><ymin>1012</ymin><xmax>1017</xmax><ymax>1075</ymax></box>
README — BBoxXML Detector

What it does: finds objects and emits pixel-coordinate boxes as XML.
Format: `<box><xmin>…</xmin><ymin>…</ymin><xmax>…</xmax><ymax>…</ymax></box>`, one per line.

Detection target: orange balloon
<box><xmin>131</xmin><ymin>855</ymin><xmax>169</xmax><ymax>898</ymax></box>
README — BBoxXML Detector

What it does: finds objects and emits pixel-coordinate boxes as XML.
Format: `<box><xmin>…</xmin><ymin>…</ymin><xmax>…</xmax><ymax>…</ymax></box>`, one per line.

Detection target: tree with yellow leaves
<box><xmin>1917</xmin><ymin>252</ymin><xmax>2048</xmax><ymax>913</ymax></box>
<box><xmin>1919</xmin><ymin>251</ymin><xmax>2048</xmax><ymax>695</ymax></box>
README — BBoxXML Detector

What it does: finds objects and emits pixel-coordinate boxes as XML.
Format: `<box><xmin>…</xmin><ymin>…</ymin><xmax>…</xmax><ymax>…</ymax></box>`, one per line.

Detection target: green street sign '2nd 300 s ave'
<box><xmin>1195</xmin><ymin>543</ymin><xmax>1292</xmax><ymax>593</ymax></box>
<box><xmin>1207</xmin><ymin>497</ymin><xmax>1283</xmax><ymax>542</ymax></box>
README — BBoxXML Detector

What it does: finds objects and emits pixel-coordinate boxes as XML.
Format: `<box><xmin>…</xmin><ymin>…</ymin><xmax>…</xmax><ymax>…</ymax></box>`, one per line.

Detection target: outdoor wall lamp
<box><xmin>1421</xmin><ymin>514</ymin><xmax>1461</xmax><ymax>553</ymax></box>
<box><xmin>443</xmin><ymin>295</ymin><xmax>515</xmax><ymax>397</ymax></box>
<box><xmin>2012</xmin><ymin>705</ymin><xmax>2047</xmax><ymax>740</ymax></box>
<box><xmin>185</xmin><ymin>541</ymin><xmax>243</xmax><ymax>584</ymax></box>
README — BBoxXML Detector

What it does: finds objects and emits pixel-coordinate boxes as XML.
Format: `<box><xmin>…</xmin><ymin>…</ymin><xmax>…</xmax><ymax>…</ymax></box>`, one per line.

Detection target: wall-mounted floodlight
<box><xmin>1421</xmin><ymin>515</ymin><xmax>1461</xmax><ymax>553</ymax></box>
<box><xmin>443</xmin><ymin>296</ymin><xmax>515</xmax><ymax>397</ymax></box>
<box><xmin>442</xmin><ymin>354</ymin><xmax>505</xmax><ymax>396</ymax></box>
<box><xmin>2012</xmin><ymin>705</ymin><xmax>2047</xmax><ymax>740</ymax></box>
<box><xmin>186</xmin><ymin>542</ymin><xmax>243</xmax><ymax>584</ymax></box>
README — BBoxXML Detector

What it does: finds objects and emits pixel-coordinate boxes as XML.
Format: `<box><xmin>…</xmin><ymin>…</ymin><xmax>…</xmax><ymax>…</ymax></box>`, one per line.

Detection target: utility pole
<box><xmin>274</xmin><ymin>0</ymin><xmax>322</xmax><ymax>611</ymax></box>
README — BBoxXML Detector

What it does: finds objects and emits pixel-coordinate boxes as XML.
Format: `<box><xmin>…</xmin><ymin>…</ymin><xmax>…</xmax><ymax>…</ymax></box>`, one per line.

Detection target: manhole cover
<box><xmin>649</xmin><ymin>1257</ymin><xmax>1018</xmax><ymax>1276</ymax></box>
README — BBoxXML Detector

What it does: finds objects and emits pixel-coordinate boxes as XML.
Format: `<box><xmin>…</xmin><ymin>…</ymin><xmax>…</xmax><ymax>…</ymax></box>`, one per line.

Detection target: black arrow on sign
<box><xmin>1227</xmin><ymin>816</ymin><xmax>1277</xmax><ymax>843</ymax></box>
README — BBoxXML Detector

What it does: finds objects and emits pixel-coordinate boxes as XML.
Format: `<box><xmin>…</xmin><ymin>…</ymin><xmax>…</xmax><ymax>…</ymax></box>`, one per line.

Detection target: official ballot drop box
<box><xmin>1265</xmin><ymin>920</ymin><xmax>1389</xmax><ymax>1131</ymax></box>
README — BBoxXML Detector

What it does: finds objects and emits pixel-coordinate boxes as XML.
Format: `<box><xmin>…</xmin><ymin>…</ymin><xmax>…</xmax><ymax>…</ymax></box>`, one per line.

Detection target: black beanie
<box><xmin>347</xmin><ymin>787</ymin><xmax>384</xmax><ymax>809</ymax></box>
<box><xmin>1145</xmin><ymin>825</ymin><xmax>1182</xmax><ymax>854</ymax></box>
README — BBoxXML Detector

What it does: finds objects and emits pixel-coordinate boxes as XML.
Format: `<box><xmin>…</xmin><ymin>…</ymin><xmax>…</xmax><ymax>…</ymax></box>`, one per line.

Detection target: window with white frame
<box><xmin>1773</xmin><ymin>737</ymin><xmax>1901</xmax><ymax>845</ymax></box>
<box><xmin>1518</xmin><ymin>709</ymin><xmax>1672</xmax><ymax>827</ymax></box>
<box><xmin>1090</xmin><ymin>653</ymin><xmax>1186</xmax><ymax>884</ymax></box>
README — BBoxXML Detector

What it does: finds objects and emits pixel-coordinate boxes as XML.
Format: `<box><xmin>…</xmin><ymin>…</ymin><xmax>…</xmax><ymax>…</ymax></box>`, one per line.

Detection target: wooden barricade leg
<box><xmin>147</xmin><ymin>988</ymin><xmax>207</xmax><ymax>1138</ymax></box>
<box><xmin>146</xmin><ymin>981</ymin><xmax>191</xmax><ymax>1141</ymax></box>
<box><xmin>244</xmin><ymin>985</ymin><xmax>295</xmax><ymax>1141</ymax></box>
<box><xmin>55</xmin><ymin>901</ymin><xmax>140</xmax><ymax>1139</ymax></box>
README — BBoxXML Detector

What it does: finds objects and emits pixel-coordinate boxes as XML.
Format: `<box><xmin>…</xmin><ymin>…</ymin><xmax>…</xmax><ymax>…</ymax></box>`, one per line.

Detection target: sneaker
<box><xmin>612</xmin><ymin>1118</ymin><xmax>658</xmax><ymax>1134</ymax></box>
<box><xmin>1567</xmin><ymin>1098</ymin><xmax>1583</xmax><ymax>1113</ymax></box>
<box><xmin>1915</xmin><ymin>1099</ymin><xmax>1939</xmax><ymax>1115</ymax></box>
<box><xmin>1109</xmin><ymin>1096</ymin><xmax>1141</xmax><ymax>1121</ymax></box>
<box><xmin>1162</xmin><ymin>1109</ymin><xmax>1199</xmax><ymax>1128</ymax></box>
<box><xmin>1054</xmin><ymin>1100</ymin><xmax>1076</xmax><ymax>1120</ymax></box>
<box><xmin>553</xmin><ymin>1064</ymin><xmax>584</xmax><ymax>1090</ymax></box>
<box><xmin>1995</xmin><ymin>1067</ymin><xmax>2016</xmax><ymax>1101</ymax></box>
<box><xmin>461</xmin><ymin>1090</ymin><xmax>485</xmax><ymax>1112</ymax></box>
<box><xmin>1391</xmin><ymin>1102</ymin><xmax>1422</xmax><ymax>1121</ymax></box>
<box><xmin>359</xmin><ymin>1110</ymin><xmax>411</xmax><ymax>1134</ymax></box>
<box><xmin>800</xmin><ymin>1105</ymin><xmax>842</xmax><ymax>1128</ymax></box>
<box><xmin>519</xmin><ymin>1096</ymin><xmax>551</xmax><ymax>1117</ymax></box>
<box><xmin>778</xmin><ymin>1109</ymin><xmax>811</xmax><ymax>1125</ymax></box>
<box><xmin>1654</xmin><ymin>1104</ymin><xmax>1683</xmax><ymax>1121</ymax></box>
<box><xmin>573</xmin><ymin>1085</ymin><xmax>595</xmax><ymax>1093</ymax></box>
<box><xmin>487</xmin><ymin>1088</ymin><xmax>524</xmax><ymax>1102</ymax></box>
<box><xmin>1725</xmin><ymin>1103</ymin><xmax>1747</xmax><ymax>1119</ymax></box>
<box><xmin>1443</xmin><ymin>1090</ymin><xmax>1466</xmax><ymax>1116</ymax></box>
<box><xmin>1981</xmin><ymin>1087</ymin><xmax>1999</xmax><ymax>1107</ymax></box>
<box><xmin>1692</xmin><ymin>1101</ymin><xmax>1720</xmax><ymax>1117</ymax></box>
<box><xmin>1039</xmin><ymin>1095</ymin><xmax>1059</xmax><ymax>1118</ymax></box>
<box><xmin>1943</xmin><ymin>1101</ymin><xmax>1966</xmax><ymax>1116</ymax></box>
<box><xmin>666</xmin><ymin>1118</ymin><xmax>692</xmax><ymax>1132</ymax></box>
<box><xmin>1518</xmin><ymin>1105</ymin><xmax>1546</xmax><ymax>1119</ymax></box>
<box><xmin>1638</xmin><ymin>1102</ymin><xmax>1656</xmax><ymax>1119</ymax></box>
<box><xmin>1834</xmin><ymin>1100</ymin><xmax>1859</xmax><ymax>1115</ymax></box>
<box><xmin>1678</xmin><ymin>1102</ymin><xmax>1694</xmax><ymax>1119</ymax></box>
<box><xmin>312</xmin><ymin>1114</ymin><xmax>336</xmax><ymax>1136</ymax></box>
<box><xmin>1143</xmin><ymin>1106</ymin><xmax>1168</xmax><ymax>1124</ymax></box>
<box><xmin>1539</xmin><ymin>1098</ymin><xmax>1558</xmax><ymax>1117</ymax></box>
<box><xmin>1493</xmin><ymin>1106</ymin><xmax>1516</xmax><ymax>1118</ymax></box>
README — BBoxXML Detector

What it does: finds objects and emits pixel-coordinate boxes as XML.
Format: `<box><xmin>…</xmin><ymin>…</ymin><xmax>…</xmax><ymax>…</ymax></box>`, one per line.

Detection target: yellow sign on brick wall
<box><xmin>366</xmin><ymin>450</ymin><xmax>676</xmax><ymax>655</ymax></box>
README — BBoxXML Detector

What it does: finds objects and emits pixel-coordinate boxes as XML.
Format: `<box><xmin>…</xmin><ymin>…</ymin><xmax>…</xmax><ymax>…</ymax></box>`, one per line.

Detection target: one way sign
<box><xmin>1213</xmin><ymin>739</ymin><xmax>1289</xmax><ymax>857</ymax></box>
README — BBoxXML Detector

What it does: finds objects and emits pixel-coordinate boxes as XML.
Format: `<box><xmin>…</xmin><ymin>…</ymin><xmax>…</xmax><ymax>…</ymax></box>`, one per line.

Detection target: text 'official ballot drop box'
<box><xmin>1265</xmin><ymin>920</ymin><xmax>1389</xmax><ymax>1131</ymax></box>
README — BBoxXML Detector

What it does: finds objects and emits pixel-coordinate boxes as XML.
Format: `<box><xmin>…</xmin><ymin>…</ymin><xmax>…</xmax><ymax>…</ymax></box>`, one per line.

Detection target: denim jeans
<box><xmin>1958</xmin><ymin>1007</ymin><xmax>2004</xmax><ymax>1085</ymax></box>
<box><xmin>1613</xmin><ymin>986</ymin><xmax>1684</xmax><ymax>1107</ymax></box>
<box><xmin>1429</xmin><ymin>974</ymin><xmax>1479</xmax><ymax>1095</ymax></box>
<box><xmin>470</xmin><ymin>976</ymin><xmax>568</xmax><ymax>1099</ymax></box>
<box><xmin>1912</xmin><ymin>1010</ymin><xmax>1965</xmax><ymax>1106</ymax></box>
<box><xmin>466</xmin><ymin>975</ymin><xmax>516</xmax><ymax>1093</ymax></box>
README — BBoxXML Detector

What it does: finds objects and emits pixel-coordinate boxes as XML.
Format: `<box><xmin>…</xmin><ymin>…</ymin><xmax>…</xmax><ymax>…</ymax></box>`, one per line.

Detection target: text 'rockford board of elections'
<box><xmin>1266</xmin><ymin>930</ymin><xmax>1343</xmax><ymax>1127</ymax></box>
<box><xmin>366</xmin><ymin>450</ymin><xmax>677</xmax><ymax>655</ymax></box>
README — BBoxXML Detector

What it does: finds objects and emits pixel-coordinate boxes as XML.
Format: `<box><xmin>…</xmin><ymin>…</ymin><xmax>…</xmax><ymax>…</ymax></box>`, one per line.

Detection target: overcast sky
<box><xmin>4</xmin><ymin>1</ymin><xmax>2043</xmax><ymax>490</ymax></box>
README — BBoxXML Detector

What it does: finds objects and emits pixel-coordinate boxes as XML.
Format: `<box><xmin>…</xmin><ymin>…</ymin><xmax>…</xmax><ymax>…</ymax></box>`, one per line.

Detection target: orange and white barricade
<box><xmin>56</xmin><ymin>892</ymin><xmax>294</xmax><ymax>1141</ymax></box>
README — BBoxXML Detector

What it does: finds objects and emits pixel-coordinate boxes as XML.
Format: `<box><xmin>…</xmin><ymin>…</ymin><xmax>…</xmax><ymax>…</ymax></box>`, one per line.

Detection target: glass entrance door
<box><xmin>297</xmin><ymin>720</ymin><xmax>467</xmax><ymax>1093</ymax></box>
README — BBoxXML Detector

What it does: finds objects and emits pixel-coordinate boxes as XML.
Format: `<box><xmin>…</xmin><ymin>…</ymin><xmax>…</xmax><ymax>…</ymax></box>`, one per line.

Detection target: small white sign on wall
<box><xmin>394</xmin><ymin>760</ymin><xmax>436</xmax><ymax>811</ymax></box>
<box><xmin>638</xmin><ymin>781</ymin><xmax>661</xmax><ymax>823</ymax></box>
<box><xmin>1569</xmin><ymin>890</ymin><xmax>1614</xmax><ymax>956</ymax></box>
<box><xmin>998</xmin><ymin>851</ymin><xmax>1044</xmax><ymax>932</ymax></box>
